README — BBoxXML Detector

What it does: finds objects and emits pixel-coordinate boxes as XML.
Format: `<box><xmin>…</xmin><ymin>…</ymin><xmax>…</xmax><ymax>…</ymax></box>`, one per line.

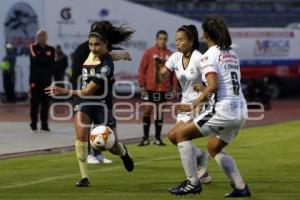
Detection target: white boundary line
<box><xmin>0</xmin><ymin>155</ymin><xmax>178</xmax><ymax>189</ymax></box>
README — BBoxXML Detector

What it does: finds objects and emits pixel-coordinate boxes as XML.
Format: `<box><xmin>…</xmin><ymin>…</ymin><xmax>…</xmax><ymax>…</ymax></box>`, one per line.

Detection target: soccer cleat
<box><xmin>137</xmin><ymin>139</ymin><xmax>150</xmax><ymax>146</ymax></box>
<box><xmin>153</xmin><ymin>139</ymin><xmax>166</xmax><ymax>146</ymax></box>
<box><xmin>121</xmin><ymin>145</ymin><xmax>134</xmax><ymax>172</ymax></box>
<box><xmin>199</xmin><ymin>172</ymin><xmax>212</xmax><ymax>184</ymax></box>
<box><xmin>75</xmin><ymin>178</ymin><xmax>90</xmax><ymax>187</ymax></box>
<box><xmin>168</xmin><ymin>179</ymin><xmax>202</xmax><ymax>196</ymax></box>
<box><xmin>87</xmin><ymin>155</ymin><xmax>101</xmax><ymax>164</ymax></box>
<box><xmin>225</xmin><ymin>184</ymin><xmax>251</xmax><ymax>198</ymax></box>
<box><xmin>230</xmin><ymin>182</ymin><xmax>235</xmax><ymax>188</ymax></box>
<box><xmin>95</xmin><ymin>155</ymin><xmax>113</xmax><ymax>164</ymax></box>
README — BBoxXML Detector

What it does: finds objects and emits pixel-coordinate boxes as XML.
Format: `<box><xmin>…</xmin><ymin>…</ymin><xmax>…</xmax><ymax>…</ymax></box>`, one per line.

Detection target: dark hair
<box><xmin>89</xmin><ymin>20</ymin><xmax>134</xmax><ymax>51</ymax></box>
<box><xmin>90</xmin><ymin>21</ymin><xmax>101</xmax><ymax>31</ymax></box>
<box><xmin>156</xmin><ymin>30</ymin><xmax>168</xmax><ymax>39</ymax></box>
<box><xmin>202</xmin><ymin>16</ymin><xmax>232</xmax><ymax>51</ymax></box>
<box><xmin>177</xmin><ymin>25</ymin><xmax>200</xmax><ymax>50</ymax></box>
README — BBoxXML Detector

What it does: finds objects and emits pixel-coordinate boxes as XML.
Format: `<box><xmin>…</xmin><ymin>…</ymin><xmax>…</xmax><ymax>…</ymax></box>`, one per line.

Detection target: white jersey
<box><xmin>201</xmin><ymin>45</ymin><xmax>245</xmax><ymax>102</ymax></box>
<box><xmin>166</xmin><ymin>50</ymin><xmax>202</xmax><ymax>104</ymax></box>
<box><xmin>193</xmin><ymin>46</ymin><xmax>248</xmax><ymax>143</ymax></box>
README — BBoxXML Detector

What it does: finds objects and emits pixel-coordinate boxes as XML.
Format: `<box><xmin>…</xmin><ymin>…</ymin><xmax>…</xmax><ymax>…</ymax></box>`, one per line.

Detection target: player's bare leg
<box><xmin>109</xmin><ymin>129</ymin><xmax>134</xmax><ymax>172</ymax></box>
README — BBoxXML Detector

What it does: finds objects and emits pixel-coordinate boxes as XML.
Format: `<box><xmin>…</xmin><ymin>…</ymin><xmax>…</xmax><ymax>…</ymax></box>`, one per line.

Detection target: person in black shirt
<box><xmin>29</xmin><ymin>29</ymin><xmax>55</xmax><ymax>132</ymax></box>
<box><xmin>1</xmin><ymin>43</ymin><xmax>16</xmax><ymax>103</ymax></box>
<box><xmin>45</xmin><ymin>21</ymin><xmax>135</xmax><ymax>187</ymax></box>
<box><xmin>53</xmin><ymin>45</ymin><xmax>68</xmax><ymax>87</ymax></box>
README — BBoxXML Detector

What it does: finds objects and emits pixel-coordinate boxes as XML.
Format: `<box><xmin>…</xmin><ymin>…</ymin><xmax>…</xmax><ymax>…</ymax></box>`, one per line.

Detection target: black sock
<box><xmin>143</xmin><ymin>116</ymin><xmax>151</xmax><ymax>140</ymax></box>
<box><xmin>88</xmin><ymin>141</ymin><xmax>91</xmax><ymax>154</ymax></box>
<box><xmin>155</xmin><ymin>118</ymin><xmax>163</xmax><ymax>140</ymax></box>
<box><xmin>93</xmin><ymin>148</ymin><xmax>101</xmax><ymax>156</ymax></box>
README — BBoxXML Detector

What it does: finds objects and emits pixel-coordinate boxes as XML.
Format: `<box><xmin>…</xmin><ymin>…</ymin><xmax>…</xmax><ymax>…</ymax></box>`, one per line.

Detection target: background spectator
<box><xmin>1</xmin><ymin>43</ymin><xmax>16</xmax><ymax>103</ymax></box>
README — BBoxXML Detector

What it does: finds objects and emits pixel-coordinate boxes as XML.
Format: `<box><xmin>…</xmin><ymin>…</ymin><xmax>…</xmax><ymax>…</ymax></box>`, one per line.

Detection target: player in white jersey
<box><xmin>155</xmin><ymin>25</ymin><xmax>211</xmax><ymax>186</ymax></box>
<box><xmin>164</xmin><ymin>16</ymin><xmax>251</xmax><ymax>197</ymax></box>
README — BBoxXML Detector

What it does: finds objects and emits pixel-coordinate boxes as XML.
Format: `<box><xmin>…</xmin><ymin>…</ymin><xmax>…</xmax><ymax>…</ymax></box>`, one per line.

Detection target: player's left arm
<box><xmin>44</xmin><ymin>81</ymin><xmax>100</xmax><ymax>97</ymax></box>
<box><xmin>110</xmin><ymin>51</ymin><xmax>131</xmax><ymax>61</ymax></box>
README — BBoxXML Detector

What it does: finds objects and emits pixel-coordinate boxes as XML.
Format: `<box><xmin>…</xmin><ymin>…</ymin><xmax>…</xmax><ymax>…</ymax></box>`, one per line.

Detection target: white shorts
<box><xmin>193</xmin><ymin>100</ymin><xmax>248</xmax><ymax>143</ymax></box>
<box><xmin>177</xmin><ymin>112</ymin><xmax>193</xmax><ymax>123</ymax></box>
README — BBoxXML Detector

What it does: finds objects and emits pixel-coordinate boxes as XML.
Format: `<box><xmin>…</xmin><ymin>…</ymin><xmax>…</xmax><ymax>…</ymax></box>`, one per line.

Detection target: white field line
<box><xmin>0</xmin><ymin>155</ymin><xmax>178</xmax><ymax>189</ymax></box>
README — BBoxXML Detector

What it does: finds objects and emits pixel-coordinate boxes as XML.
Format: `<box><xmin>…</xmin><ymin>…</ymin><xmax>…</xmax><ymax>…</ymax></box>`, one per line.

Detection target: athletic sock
<box><xmin>118</xmin><ymin>142</ymin><xmax>127</xmax><ymax>156</ymax></box>
<box><xmin>75</xmin><ymin>140</ymin><xmax>88</xmax><ymax>179</ymax></box>
<box><xmin>154</xmin><ymin>119</ymin><xmax>163</xmax><ymax>140</ymax></box>
<box><xmin>214</xmin><ymin>151</ymin><xmax>245</xmax><ymax>190</ymax></box>
<box><xmin>143</xmin><ymin>116</ymin><xmax>151</xmax><ymax>140</ymax></box>
<box><xmin>192</xmin><ymin>144</ymin><xmax>209</xmax><ymax>177</ymax></box>
<box><xmin>178</xmin><ymin>141</ymin><xmax>199</xmax><ymax>185</ymax></box>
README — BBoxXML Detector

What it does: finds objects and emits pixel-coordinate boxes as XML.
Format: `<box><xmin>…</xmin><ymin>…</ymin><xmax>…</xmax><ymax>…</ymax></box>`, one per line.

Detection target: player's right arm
<box><xmin>155</xmin><ymin>52</ymin><xmax>177</xmax><ymax>83</ymax></box>
<box><xmin>155</xmin><ymin>60</ymin><xmax>170</xmax><ymax>83</ymax></box>
<box><xmin>192</xmin><ymin>54</ymin><xmax>218</xmax><ymax>110</ymax></box>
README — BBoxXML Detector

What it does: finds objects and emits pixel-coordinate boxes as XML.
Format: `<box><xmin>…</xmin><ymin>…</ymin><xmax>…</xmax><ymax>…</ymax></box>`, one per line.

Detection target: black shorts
<box><xmin>141</xmin><ymin>90</ymin><xmax>167</xmax><ymax>103</ymax></box>
<box><xmin>73</xmin><ymin>99</ymin><xmax>116</xmax><ymax>128</ymax></box>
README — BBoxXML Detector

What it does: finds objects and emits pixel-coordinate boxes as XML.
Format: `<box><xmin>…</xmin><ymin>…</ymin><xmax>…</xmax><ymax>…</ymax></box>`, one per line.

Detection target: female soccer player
<box><xmin>45</xmin><ymin>21</ymin><xmax>134</xmax><ymax>187</ymax></box>
<box><xmin>162</xmin><ymin>16</ymin><xmax>251</xmax><ymax>197</ymax></box>
<box><xmin>155</xmin><ymin>25</ymin><xmax>211</xmax><ymax>184</ymax></box>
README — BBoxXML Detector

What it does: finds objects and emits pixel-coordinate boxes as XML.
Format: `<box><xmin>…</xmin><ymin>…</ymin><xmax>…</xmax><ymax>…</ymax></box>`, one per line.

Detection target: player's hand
<box><xmin>193</xmin><ymin>84</ymin><xmax>205</xmax><ymax>92</ymax></box>
<box><xmin>44</xmin><ymin>85</ymin><xmax>69</xmax><ymax>96</ymax></box>
<box><xmin>191</xmin><ymin>101</ymin><xmax>204</xmax><ymax>117</ymax></box>
<box><xmin>154</xmin><ymin>57</ymin><xmax>165</xmax><ymax>69</ymax></box>
<box><xmin>174</xmin><ymin>103</ymin><xmax>193</xmax><ymax>113</ymax></box>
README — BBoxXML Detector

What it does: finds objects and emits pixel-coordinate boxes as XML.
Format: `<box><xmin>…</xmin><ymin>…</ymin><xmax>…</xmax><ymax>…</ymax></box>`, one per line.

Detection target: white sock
<box><xmin>214</xmin><ymin>151</ymin><xmax>245</xmax><ymax>190</ymax></box>
<box><xmin>192</xmin><ymin>143</ymin><xmax>202</xmax><ymax>158</ymax></box>
<box><xmin>178</xmin><ymin>141</ymin><xmax>199</xmax><ymax>185</ymax></box>
<box><xmin>192</xmin><ymin>143</ymin><xmax>209</xmax><ymax>176</ymax></box>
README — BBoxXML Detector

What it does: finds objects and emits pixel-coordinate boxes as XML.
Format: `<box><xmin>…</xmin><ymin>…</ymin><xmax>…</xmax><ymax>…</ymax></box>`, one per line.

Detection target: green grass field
<box><xmin>0</xmin><ymin>120</ymin><xmax>300</xmax><ymax>200</ymax></box>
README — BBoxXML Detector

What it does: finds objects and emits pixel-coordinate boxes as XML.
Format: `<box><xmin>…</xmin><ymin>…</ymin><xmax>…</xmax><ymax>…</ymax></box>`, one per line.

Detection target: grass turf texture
<box><xmin>0</xmin><ymin>120</ymin><xmax>300</xmax><ymax>200</ymax></box>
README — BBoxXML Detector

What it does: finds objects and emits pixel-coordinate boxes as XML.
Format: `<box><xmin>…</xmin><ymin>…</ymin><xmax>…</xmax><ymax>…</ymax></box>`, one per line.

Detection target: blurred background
<box><xmin>0</xmin><ymin>2</ymin><xmax>299</xmax><ymax>198</ymax></box>
<box><xmin>0</xmin><ymin>0</ymin><xmax>300</xmax><ymax>104</ymax></box>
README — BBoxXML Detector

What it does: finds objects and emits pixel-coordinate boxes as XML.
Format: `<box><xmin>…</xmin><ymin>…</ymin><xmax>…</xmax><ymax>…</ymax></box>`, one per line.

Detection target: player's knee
<box><xmin>167</xmin><ymin>130</ymin><xmax>177</xmax><ymax>145</ymax></box>
<box><xmin>207</xmin><ymin>145</ymin><xmax>220</xmax><ymax>158</ymax></box>
<box><xmin>144</xmin><ymin>110</ymin><xmax>152</xmax><ymax>117</ymax></box>
<box><xmin>76</xmin><ymin>128</ymin><xmax>89</xmax><ymax>141</ymax></box>
<box><xmin>143</xmin><ymin>106</ymin><xmax>153</xmax><ymax>116</ymax></box>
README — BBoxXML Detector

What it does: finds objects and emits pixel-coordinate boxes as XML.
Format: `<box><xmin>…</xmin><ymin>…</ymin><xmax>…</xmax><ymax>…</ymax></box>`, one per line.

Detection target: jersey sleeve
<box><xmin>201</xmin><ymin>53</ymin><xmax>217</xmax><ymax>77</ymax></box>
<box><xmin>165</xmin><ymin>53</ymin><xmax>176</xmax><ymax>72</ymax></box>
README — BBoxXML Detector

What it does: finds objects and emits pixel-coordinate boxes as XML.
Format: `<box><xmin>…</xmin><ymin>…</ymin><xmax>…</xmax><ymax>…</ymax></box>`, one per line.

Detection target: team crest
<box><xmin>100</xmin><ymin>65</ymin><xmax>110</xmax><ymax>76</ymax></box>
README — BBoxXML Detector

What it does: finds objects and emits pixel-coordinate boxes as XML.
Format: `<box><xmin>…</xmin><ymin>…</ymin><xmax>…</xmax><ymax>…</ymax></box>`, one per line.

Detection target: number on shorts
<box><xmin>231</xmin><ymin>71</ymin><xmax>240</xmax><ymax>95</ymax></box>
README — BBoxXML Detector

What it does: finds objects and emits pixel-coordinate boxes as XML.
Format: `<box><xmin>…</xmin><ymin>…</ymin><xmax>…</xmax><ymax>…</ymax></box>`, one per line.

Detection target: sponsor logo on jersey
<box><xmin>90</xmin><ymin>68</ymin><xmax>95</xmax><ymax>76</ymax></box>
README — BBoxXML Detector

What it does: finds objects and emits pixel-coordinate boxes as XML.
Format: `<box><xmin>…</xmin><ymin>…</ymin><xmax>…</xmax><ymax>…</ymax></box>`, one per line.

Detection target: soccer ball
<box><xmin>90</xmin><ymin>125</ymin><xmax>115</xmax><ymax>150</ymax></box>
